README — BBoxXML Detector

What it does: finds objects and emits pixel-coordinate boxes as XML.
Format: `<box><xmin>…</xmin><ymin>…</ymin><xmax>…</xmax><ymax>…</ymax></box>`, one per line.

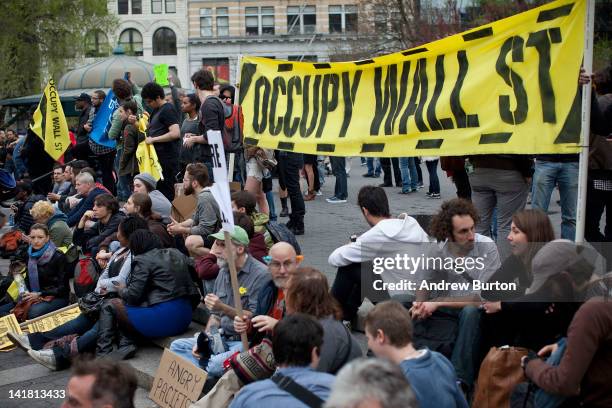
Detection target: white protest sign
<box><xmin>149</xmin><ymin>349</ymin><xmax>207</xmax><ymax>408</ymax></box>
<box><xmin>207</xmin><ymin>130</ymin><xmax>235</xmax><ymax>232</ymax></box>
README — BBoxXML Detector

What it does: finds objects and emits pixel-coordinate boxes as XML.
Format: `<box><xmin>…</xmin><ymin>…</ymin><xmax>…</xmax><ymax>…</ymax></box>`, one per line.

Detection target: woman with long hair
<box><xmin>123</xmin><ymin>192</ymin><xmax>173</xmax><ymax>247</ymax></box>
<box><xmin>0</xmin><ymin>224</ymin><xmax>68</xmax><ymax>320</ymax></box>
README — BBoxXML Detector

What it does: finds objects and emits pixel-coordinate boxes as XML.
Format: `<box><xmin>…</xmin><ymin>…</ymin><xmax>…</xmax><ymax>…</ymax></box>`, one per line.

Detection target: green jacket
<box><xmin>108</xmin><ymin>83</ymin><xmax>144</xmax><ymax>142</ymax></box>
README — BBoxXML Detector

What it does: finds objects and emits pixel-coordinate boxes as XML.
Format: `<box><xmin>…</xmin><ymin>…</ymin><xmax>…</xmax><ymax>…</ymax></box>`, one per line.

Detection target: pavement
<box><xmin>0</xmin><ymin>157</ymin><xmax>566</xmax><ymax>407</ymax></box>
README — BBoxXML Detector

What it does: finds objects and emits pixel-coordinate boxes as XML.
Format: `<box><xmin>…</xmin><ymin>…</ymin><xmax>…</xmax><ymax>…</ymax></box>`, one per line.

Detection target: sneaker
<box><xmin>7</xmin><ymin>332</ymin><xmax>31</xmax><ymax>352</ymax></box>
<box><xmin>398</xmin><ymin>189</ymin><xmax>417</xmax><ymax>194</ymax></box>
<box><xmin>315</xmin><ymin>190</ymin><xmax>322</xmax><ymax>196</ymax></box>
<box><xmin>28</xmin><ymin>349</ymin><xmax>57</xmax><ymax>371</ymax></box>
<box><xmin>425</xmin><ymin>192</ymin><xmax>432</xmax><ymax>197</ymax></box>
<box><xmin>326</xmin><ymin>197</ymin><xmax>347</xmax><ymax>204</ymax></box>
<box><xmin>427</xmin><ymin>193</ymin><xmax>441</xmax><ymax>199</ymax></box>
<box><xmin>417</xmin><ymin>184</ymin><xmax>424</xmax><ymax>189</ymax></box>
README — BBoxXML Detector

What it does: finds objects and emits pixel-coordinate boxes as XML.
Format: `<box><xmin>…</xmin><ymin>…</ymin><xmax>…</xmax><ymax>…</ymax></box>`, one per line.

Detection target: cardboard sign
<box><xmin>207</xmin><ymin>130</ymin><xmax>235</xmax><ymax>233</ymax></box>
<box><xmin>171</xmin><ymin>183</ymin><xmax>198</xmax><ymax>223</ymax></box>
<box><xmin>154</xmin><ymin>64</ymin><xmax>170</xmax><ymax>86</ymax></box>
<box><xmin>149</xmin><ymin>349</ymin><xmax>207</xmax><ymax>408</ymax></box>
<box><xmin>0</xmin><ymin>314</ymin><xmax>22</xmax><ymax>349</ymax></box>
<box><xmin>24</xmin><ymin>305</ymin><xmax>81</xmax><ymax>333</ymax></box>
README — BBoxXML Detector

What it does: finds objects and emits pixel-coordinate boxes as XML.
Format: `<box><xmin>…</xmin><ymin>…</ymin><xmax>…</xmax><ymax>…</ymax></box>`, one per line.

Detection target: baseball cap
<box><xmin>210</xmin><ymin>226</ymin><xmax>250</xmax><ymax>246</ymax></box>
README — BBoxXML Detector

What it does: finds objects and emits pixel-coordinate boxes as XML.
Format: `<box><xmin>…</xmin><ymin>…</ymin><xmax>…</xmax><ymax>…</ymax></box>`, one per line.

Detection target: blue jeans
<box><xmin>532</xmin><ymin>161</ymin><xmax>578</xmax><ymax>240</ymax></box>
<box><xmin>366</xmin><ymin>158</ymin><xmax>381</xmax><ymax>176</ymax></box>
<box><xmin>450</xmin><ymin>306</ymin><xmax>482</xmax><ymax>388</ymax></box>
<box><xmin>330</xmin><ymin>156</ymin><xmax>347</xmax><ymax>199</ymax></box>
<box><xmin>170</xmin><ymin>337</ymin><xmax>243</xmax><ymax>378</ymax></box>
<box><xmin>425</xmin><ymin>160</ymin><xmax>440</xmax><ymax>194</ymax></box>
<box><xmin>115</xmin><ymin>146</ymin><xmax>131</xmax><ymax>201</ymax></box>
<box><xmin>28</xmin><ymin>298</ymin><xmax>69</xmax><ymax>319</ymax></box>
<box><xmin>399</xmin><ymin>157</ymin><xmax>419</xmax><ymax>192</ymax></box>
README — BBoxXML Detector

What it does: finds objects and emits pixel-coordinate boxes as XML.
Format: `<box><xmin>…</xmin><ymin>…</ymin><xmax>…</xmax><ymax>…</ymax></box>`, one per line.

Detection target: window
<box><xmin>329</xmin><ymin>5</ymin><xmax>358</xmax><ymax>34</ymax></box>
<box><xmin>85</xmin><ymin>31</ymin><xmax>110</xmax><ymax>57</ymax></box>
<box><xmin>132</xmin><ymin>0</ymin><xmax>142</xmax><ymax>14</ymax></box>
<box><xmin>200</xmin><ymin>8</ymin><xmax>212</xmax><ymax>37</ymax></box>
<box><xmin>153</xmin><ymin>27</ymin><xmax>177</xmax><ymax>55</ymax></box>
<box><xmin>216</xmin><ymin>7</ymin><xmax>229</xmax><ymax>37</ymax></box>
<box><xmin>287</xmin><ymin>5</ymin><xmax>316</xmax><ymax>34</ymax></box>
<box><xmin>245</xmin><ymin>6</ymin><xmax>275</xmax><ymax>36</ymax></box>
<box><xmin>288</xmin><ymin>55</ymin><xmax>317</xmax><ymax>62</ymax></box>
<box><xmin>118</xmin><ymin>0</ymin><xmax>128</xmax><ymax>14</ymax></box>
<box><xmin>202</xmin><ymin>58</ymin><xmax>230</xmax><ymax>83</ymax></box>
<box><xmin>165</xmin><ymin>0</ymin><xmax>175</xmax><ymax>13</ymax></box>
<box><xmin>151</xmin><ymin>0</ymin><xmax>162</xmax><ymax>13</ymax></box>
<box><xmin>119</xmin><ymin>28</ymin><xmax>143</xmax><ymax>56</ymax></box>
<box><xmin>374</xmin><ymin>9</ymin><xmax>387</xmax><ymax>32</ymax></box>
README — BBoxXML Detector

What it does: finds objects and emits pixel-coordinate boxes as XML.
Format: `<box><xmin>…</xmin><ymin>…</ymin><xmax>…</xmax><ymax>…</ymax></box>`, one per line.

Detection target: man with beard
<box><xmin>411</xmin><ymin>198</ymin><xmax>500</xmax><ymax>397</ymax></box>
<box><xmin>167</xmin><ymin>163</ymin><xmax>221</xmax><ymax>257</ymax></box>
<box><xmin>169</xmin><ymin>226</ymin><xmax>270</xmax><ymax>379</ymax></box>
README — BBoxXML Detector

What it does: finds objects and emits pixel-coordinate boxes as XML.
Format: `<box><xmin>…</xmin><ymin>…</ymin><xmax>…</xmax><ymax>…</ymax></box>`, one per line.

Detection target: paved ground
<box><xmin>0</xmin><ymin>157</ymin><xmax>566</xmax><ymax>407</ymax></box>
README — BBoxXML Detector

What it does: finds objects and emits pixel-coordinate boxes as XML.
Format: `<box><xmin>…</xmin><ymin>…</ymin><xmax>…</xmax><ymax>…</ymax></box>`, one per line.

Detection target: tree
<box><xmin>0</xmin><ymin>0</ymin><xmax>117</xmax><ymax>100</ymax></box>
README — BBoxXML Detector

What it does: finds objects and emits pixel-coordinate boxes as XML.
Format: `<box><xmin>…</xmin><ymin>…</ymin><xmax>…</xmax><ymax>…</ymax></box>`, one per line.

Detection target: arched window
<box><xmin>119</xmin><ymin>28</ymin><xmax>143</xmax><ymax>56</ymax></box>
<box><xmin>152</xmin><ymin>27</ymin><xmax>177</xmax><ymax>55</ymax></box>
<box><xmin>85</xmin><ymin>31</ymin><xmax>110</xmax><ymax>57</ymax></box>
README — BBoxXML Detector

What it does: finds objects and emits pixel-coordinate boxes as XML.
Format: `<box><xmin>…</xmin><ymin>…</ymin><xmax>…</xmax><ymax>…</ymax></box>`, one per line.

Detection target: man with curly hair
<box><xmin>412</xmin><ymin>198</ymin><xmax>500</xmax><ymax>396</ymax></box>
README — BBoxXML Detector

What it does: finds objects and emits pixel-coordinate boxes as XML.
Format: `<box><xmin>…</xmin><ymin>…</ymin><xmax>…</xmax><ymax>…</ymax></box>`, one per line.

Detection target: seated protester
<box><xmin>96</xmin><ymin>229</ymin><xmax>200</xmax><ymax>359</ymax></box>
<box><xmin>10</xmin><ymin>180</ymin><xmax>45</xmax><ymax>234</ymax></box>
<box><xmin>169</xmin><ymin>226</ymin><xmax>270</xmax><ymax>378</ymax></box>
<box><xmin>483</xmin><ymin>239</ymin><xmax>594</xmax><ymax>352</ymax></box>
<box><xmin>229</xmin><ymin>314</ymin><xmax>336</xmax><ymax>408</ymax></box>
<box><xmin>329</xmin><ymin>185</ymin><xmax>430</xmax><ymax>322</ymax></box>
<box><xmin>56</xmin><ymin>161</ymin><xmax>88</xmax><ymax>213</ymax></box>
<box><xmin>48</xmin><ymin>163</ymin><xmax>75</xmax><ymax>205</ymax></box>
<box><xmin>29</xmin><ymin>200</ymin><xmax>77</xmax><ymax>263</ymax></box>
<box><xmin>194</xmin><ymin>211</ymin><xmax>266</xmax><ymax>291</ymax></box>
<box><xmin>133</xmin><ymin>173</ymin><xmax>172</xmax><ymax>223</ymax></box>
<box><xmin>168</xmin><ymin>163</ymin><xmax>221</xmax><ymax>258</ymax></box>
<box><xmin>97</xmin><ymin>193</ymin><xmax>173</xmax><ymax>254</ymax></box>
<box><xmin>50</xmin><ymin>164</ymin><xmax>71</xmax><ymax>197</ymax></box>
<box><xmin>480</xmin><ymin>209</ymin><xmax>554</xmax><ymax>350</ymax></box>
<box><xmin>118</xmin><ymin>100</ymin><xmax>145</xmax><ymax>193</ymax></box>
<box><xmin>522</xmin><ymin>297</ymin><xmax>612</xmax><ymax>408</ymax></box>
<box><xmin>8</xmin><ymin>217</ymin><xmax>149</xmax><ymax>371</ymax></box>
<box><xmin>0</xmin><ymin>224</ymin><xmax>68</xmax><ymax>320</ymax></box>
<box><xmin>481</xmin><ymin>209</ymin><xmax>555</xmax><ymax>301</ymax></box>
<box><xmin>232</xmin><ymin>190</ymin><xmax>273</xmax><ymax>249</ymax></box>
<box><xmin>365</xmin><ymin>300</ymin><xmax>468</xmax><ymax>408</ymax></box>
<box><xmin>325</xmin><ymin>358</ymin><xmax>418</xmax><ymax>408</ymax></box>
<box><xmin>412</xmin><ymin>198</ymin><xmax>501</xmax><ymax>394</ymax></box>
<box><xmin>73</xmin><ymin>194</ymin><xmax>124</xmax><ymax>257</ymax></box>
<box><xmin>286</xmin><ymin>267</ymin><xmax>363</xmax><ymax>374</ymax></box>
<box><xmin>66</xmin><ymin>172</ymin><xmax>106</xmax><ymax>227</ymax></box>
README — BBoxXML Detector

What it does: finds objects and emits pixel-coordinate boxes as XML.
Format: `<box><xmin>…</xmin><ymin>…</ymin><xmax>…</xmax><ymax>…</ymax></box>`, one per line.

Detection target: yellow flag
<box><xmin>239</xmin><ymin>0</ymin><xmax>585</xmax><ymax>157</ymax></box>
<box><xmin>30</xmin><ymin>79</ymin><xmax>71</xmax><ymax>161</ymax></box>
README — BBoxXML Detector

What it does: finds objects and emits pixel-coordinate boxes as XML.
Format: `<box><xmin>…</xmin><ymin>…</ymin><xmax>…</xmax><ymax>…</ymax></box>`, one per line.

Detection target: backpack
<box><xmin>224</xmin><ymin>105</ymin><xmax>244</xmax><ymax>153</ymax></box>
<box><xmin>265</xmin><ymin>221</ymin><xmax>301</xmax><ymax>255</ymax></box>
<box><xmin>73</xmin><ymin>254</ymin><xmax>101</xmax><ymax>298</ymax></box>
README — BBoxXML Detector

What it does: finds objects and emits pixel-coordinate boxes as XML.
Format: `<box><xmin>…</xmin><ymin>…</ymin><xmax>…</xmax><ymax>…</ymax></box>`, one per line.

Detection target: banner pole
<box><xmin>575</xmin><ymin>0</ymin><xmax>596</xmax><ymax>243</ymax></box>
<box><xmin>223</xmin><ymin>231</ymin><xmax>249</xmax><ymax>350</ymax></box>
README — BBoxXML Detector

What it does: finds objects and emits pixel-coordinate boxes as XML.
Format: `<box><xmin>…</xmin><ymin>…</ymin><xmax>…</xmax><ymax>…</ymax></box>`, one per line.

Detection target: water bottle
<box><xmin>13</xmin><ymin>274</ymin><xmax>27</xmax><ymax>297</ymax></box>
<box><xmin>8</xmin><ymin>213</ymin><xmax>14</xmax><ymax>227</ymax></box>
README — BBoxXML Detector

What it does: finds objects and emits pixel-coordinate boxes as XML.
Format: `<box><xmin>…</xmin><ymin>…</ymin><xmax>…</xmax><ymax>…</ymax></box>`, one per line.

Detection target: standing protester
<box><xmin>278</xmin><ymin>150</ymin><xmax>306</xmax><ymax>234</ymax></box>
<box><xmin>441</xmin><ymin>157</ymin><xmax>471</xmax><ymax>200</ymax></box>
<box><xmin>379</xmin><ymin>157</ymin><xmax>402</xmax><ymax>188</ymax></box>
<box><xmin>141</xmin><ymin>82</ymin><xmax>181</xmax><ymax>201</ymax></box>
<box><xmin>179</xmin><ymin>94</ymin><xmax>202</xmax><ymax>179</ymax></box>
<box><xmin>399</xmin><ymin>156</ymin><xmax>419</xmax><ymax>194</ymax></box>
<box><xmin>190</xmin><ymin>69</ymin><xmax>225</xmax><ymax>179</ymax></box>
<box><xmin>327</xmin><ymin>156</ymin><xmax>348</xmax><ymax>204</ymax></box>
<box><xmin>85</xmin><ymin>90</ymin><xmax>106</xmax><ymax>133</ymax></box>
<box><xmin>117</xmin><ymin>100</ymin><xmax>144</xmax><ymax>192</ymax></box>
<box><xmin>109</xmin><ymin>78</ymin><xmax>144</xmax><ymax>202</ymax></box>
<box><xmin>73</xmin><ymin>93</ymin><xmax>93</xmax><ymax>162</ymax></box>
<box><xmin>423</xmin><ymin>156</ymin><xmax>441</xmax><ymax>199</ymax></box>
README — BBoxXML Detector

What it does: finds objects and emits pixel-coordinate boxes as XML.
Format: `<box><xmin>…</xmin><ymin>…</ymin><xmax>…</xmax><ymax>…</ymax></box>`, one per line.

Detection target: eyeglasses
<box><xmin>268</xmin><ymin>260</ymin><xmax>295</xmax><ymax>270</ymax></box>
<box><xmin>221</xmin><ymin>96</ymin><xmax>232</xmax><ymax>100</ymax></box>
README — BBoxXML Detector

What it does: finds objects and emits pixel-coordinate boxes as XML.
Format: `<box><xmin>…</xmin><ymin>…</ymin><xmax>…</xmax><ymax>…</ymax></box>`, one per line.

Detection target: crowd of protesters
<box><xmin>0</xmin><ymin>65</ymin><xmax>610</xmax><ymax>408</ymax></box>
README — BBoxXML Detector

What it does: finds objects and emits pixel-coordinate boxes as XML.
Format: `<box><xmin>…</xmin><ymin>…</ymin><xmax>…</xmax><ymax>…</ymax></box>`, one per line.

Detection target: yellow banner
<box><xmin>0</xmin><ymin>314</ymin><xmax>22</xmax><ymax>350</ymax></box>
<box><xmin>30</xmin><ymin>79</ymin><xmax>71</xmax><ymax>161</ymax></box>
<box><xmin>239</xmin><ymin>0</ymin><xmax>585</xmax><ymax>157</ymax></box>
<box><xmin>25</xmin><ymin>305</ymin><xmax>81</xmax><ymax>334</ymax></box>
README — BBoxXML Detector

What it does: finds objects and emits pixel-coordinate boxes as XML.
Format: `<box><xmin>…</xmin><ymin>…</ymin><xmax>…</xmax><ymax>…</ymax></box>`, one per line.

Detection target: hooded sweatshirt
<box><xmin>328</xmin><ymin>214</ymin><xmax>431</xmax><ymax>296</ymax></box>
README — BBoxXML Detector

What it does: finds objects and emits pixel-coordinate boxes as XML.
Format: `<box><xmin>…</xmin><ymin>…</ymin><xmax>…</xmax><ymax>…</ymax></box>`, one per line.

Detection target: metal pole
<box><xmin>575</xmin><ymin>0</ymin><xmax>596</xmax><ymax>243</ymax></box>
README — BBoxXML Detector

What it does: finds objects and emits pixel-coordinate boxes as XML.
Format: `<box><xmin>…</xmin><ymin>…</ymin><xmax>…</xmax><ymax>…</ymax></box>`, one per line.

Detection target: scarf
<box><xmin>27</xmin><ymin>241</ymin><xmax>57</xmax><ymax>293</ymax></box>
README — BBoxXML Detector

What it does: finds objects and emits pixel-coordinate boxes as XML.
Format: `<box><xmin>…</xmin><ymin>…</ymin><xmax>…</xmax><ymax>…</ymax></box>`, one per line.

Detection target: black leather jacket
<box><xmin>122</xmin><ymin>248</ymin><xmax>200</xmax><ymax>308</ymax></box>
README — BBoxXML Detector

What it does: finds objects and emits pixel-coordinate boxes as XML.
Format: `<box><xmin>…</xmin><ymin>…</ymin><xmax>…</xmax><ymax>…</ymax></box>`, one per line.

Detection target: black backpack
<box><xmin>265</xmin><ymin>221</ymin><xmax>301</xmax><ymax>255</ymax></box>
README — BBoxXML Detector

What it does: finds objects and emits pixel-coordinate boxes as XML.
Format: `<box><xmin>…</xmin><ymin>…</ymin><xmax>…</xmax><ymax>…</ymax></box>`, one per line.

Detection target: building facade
<box><xmin>88</xmin><ymin>0</ymin><xmax>190</xmax><ymax>86</ymax></box>
<box><xmin>187</xmin><ymin>1</ymin><xmax>362</xmax><ymax>84</ymax></box>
